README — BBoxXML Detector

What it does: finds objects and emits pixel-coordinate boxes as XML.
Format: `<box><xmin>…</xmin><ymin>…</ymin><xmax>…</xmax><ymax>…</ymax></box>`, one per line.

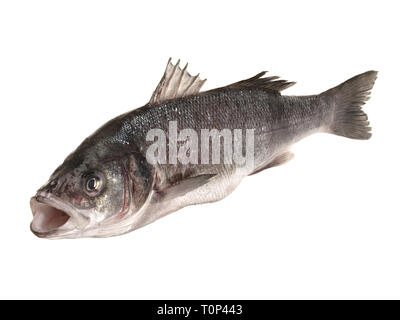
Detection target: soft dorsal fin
<box><xmin>149</xmin><ymin>58</ymin><xmax>206</xmax><ymax>104</ymax></box>
<box><xmin>227</xmin><ymin>71</ymin><xmax>296</xmax><ymax>93</ymax></box>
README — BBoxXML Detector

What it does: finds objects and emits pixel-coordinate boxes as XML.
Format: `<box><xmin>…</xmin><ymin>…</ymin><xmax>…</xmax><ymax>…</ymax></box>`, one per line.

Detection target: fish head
<box><xmin>30</xmin><ymin>143</ymin><xmax>154</xmax><ymax>239</ymax></box>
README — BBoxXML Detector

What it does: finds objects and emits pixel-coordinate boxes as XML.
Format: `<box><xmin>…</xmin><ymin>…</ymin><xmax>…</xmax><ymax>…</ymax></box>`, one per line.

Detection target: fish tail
<box><xmin>322</xmin><ymin>70</ymin><xmax>378</xmax><ymax>140</ymax></box>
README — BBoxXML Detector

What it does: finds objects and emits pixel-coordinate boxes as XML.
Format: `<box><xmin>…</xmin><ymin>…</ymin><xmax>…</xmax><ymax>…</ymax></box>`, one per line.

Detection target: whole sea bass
<box><xmin>30</xmin><ymin>59</ymin><xmax>377</xmax><ymax>239</ymax></box>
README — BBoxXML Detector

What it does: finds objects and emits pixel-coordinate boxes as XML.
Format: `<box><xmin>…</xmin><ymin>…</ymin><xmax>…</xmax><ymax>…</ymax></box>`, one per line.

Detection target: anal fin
<box><xmin>250</xmin><ymin>152</ymin><xmax>294</xmax><ymax>176</ymax></box>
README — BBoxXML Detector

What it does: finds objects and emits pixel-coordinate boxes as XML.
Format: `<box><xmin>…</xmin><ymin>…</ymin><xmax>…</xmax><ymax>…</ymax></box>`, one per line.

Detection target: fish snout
<box><xmin>38</xmin><ymin>178</ymin><xmax>59</xmax><ymax>193</ymax></box>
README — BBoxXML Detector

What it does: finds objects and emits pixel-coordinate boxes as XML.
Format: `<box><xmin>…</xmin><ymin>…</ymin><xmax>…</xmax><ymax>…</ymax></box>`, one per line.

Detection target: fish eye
<box><xmin>83</xmin><ymin>172</ymin><xmax>104</xmax><ymax>196</ymax></box>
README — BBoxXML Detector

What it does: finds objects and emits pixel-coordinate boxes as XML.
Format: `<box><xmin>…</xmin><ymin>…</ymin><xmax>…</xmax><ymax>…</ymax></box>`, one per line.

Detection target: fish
<box><xmin>30</xmin><ymin>58</ymin><xmax>377</xmax><ymax>239</ymax></box>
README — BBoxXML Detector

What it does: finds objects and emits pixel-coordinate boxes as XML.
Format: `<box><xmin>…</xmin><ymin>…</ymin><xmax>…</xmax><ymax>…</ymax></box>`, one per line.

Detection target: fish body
<box><xmin>30</xmin><ymin>59</ymin><xmax>377</xmax><ymax>239</ymax></box>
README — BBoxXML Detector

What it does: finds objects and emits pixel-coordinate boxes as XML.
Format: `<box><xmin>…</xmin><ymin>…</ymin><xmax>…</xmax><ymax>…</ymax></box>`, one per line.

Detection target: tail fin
<box><xmin>322</xmin><ymin>70</ymin><xmax>377</xmax><ymax>140</ymax></box>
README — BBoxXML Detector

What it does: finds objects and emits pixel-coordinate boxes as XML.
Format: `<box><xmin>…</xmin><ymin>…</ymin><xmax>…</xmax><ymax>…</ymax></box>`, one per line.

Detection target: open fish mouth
<box><xmin>30</xmin><ymin>198</ymin><xmax>70</xmax><ymax>234</ymax></box>
<box><xmin>30</xmin><ymin>193</ymin><xmax>85</xmax><ymax>238</ymax></box>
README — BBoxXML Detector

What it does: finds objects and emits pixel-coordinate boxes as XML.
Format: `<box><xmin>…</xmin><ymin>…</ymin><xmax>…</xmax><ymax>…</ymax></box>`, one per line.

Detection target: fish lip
<box><xmin>30</xmin><ymin>192</ymin><xmax>89</xmax><ymax>239</ymax></box>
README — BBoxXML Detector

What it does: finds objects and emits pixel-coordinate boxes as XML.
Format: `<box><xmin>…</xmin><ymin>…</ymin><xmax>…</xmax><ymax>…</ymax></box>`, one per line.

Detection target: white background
<box><xmin>0</xmin><ymin>0</ymin><xmax>399</xmax><ymax>299</ymax></box>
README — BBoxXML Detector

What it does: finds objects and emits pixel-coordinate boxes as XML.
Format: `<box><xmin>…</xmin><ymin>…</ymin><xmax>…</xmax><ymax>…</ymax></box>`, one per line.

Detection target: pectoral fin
<box><xmin>155</xmin><ymin>173</ymin><xmax>216</xmax><ymax>201</ymax></box>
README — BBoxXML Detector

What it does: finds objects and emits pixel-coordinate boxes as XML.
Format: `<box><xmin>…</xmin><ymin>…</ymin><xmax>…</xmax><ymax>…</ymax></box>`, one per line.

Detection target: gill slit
<box><xmin>117</xmin><ymin>160</ymin><xmax>130</xmax><ymax>219</ymax></box>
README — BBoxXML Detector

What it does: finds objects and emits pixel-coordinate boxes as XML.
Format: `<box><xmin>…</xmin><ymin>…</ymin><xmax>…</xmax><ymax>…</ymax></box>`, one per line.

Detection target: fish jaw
<box><xmin>30</xmin><ymin>192</ymin><xmax>89</xmax><ymax>239</ymax></box>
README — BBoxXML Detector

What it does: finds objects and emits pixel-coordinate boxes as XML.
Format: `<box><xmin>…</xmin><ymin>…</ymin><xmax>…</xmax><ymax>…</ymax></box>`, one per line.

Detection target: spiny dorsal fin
<box><xmin>227</xmin><ymin>71</ymin><xmax>296</xmax><ymax>93</ymax></box>
<box><xmin>149</xmin><ymin>58</ymin><xmax>206</xmax><ymax>104</ymax></box>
